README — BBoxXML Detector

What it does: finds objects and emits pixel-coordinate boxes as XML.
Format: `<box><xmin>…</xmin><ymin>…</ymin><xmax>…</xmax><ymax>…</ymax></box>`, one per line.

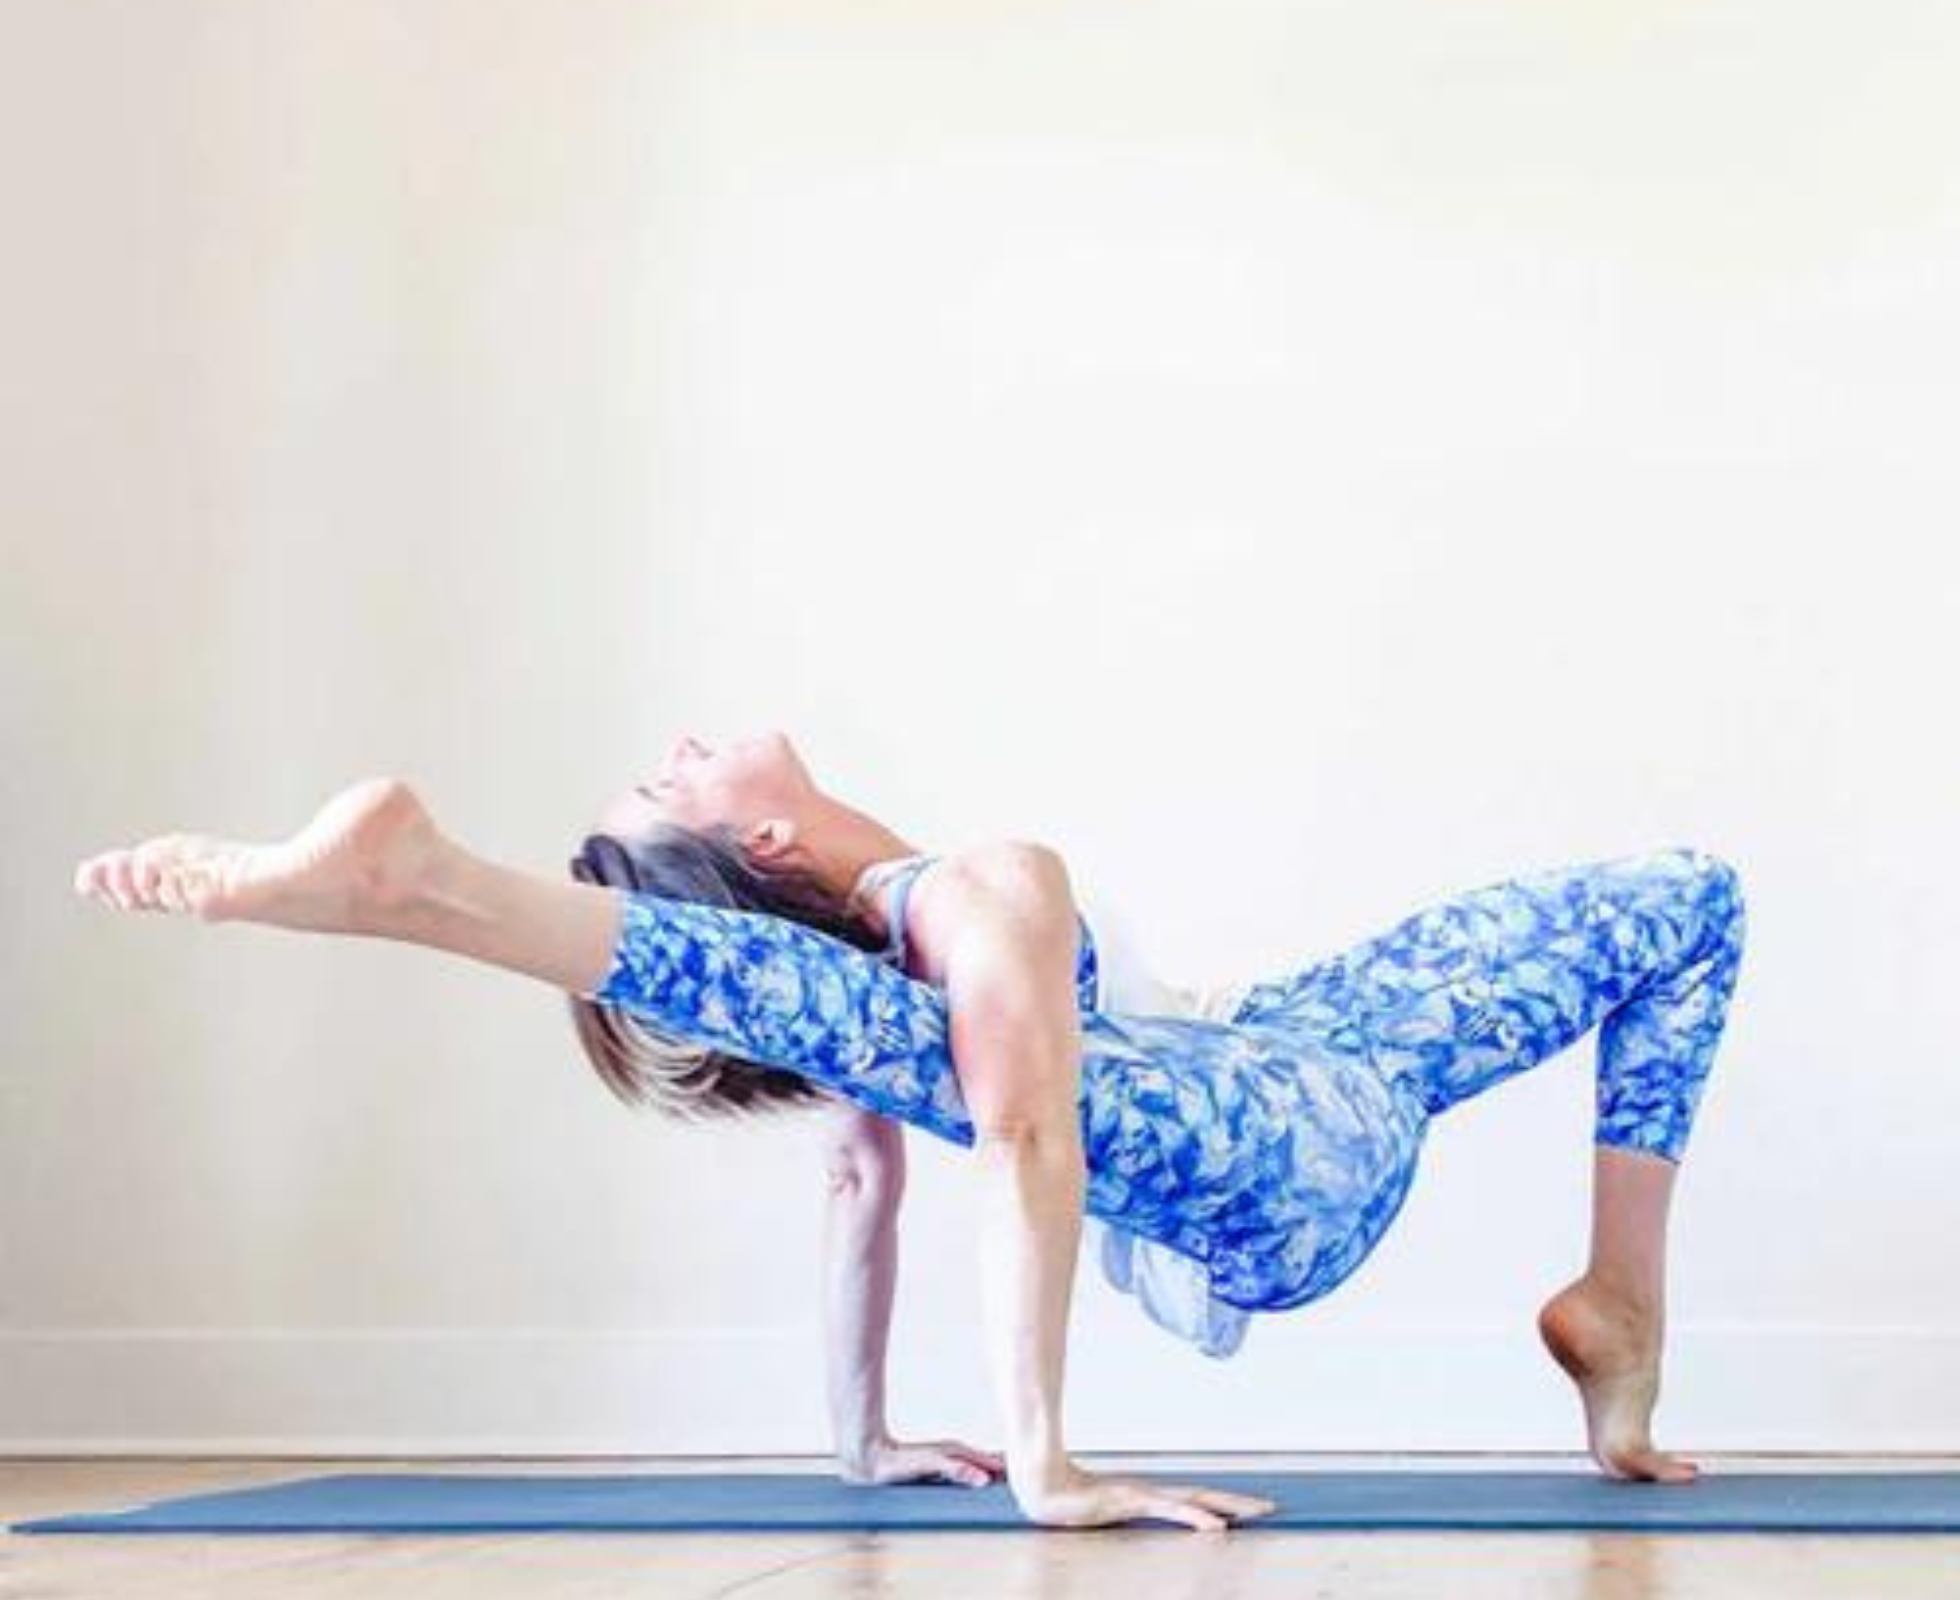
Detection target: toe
<box><xmin>1613</xmin><ymin>1445</ymin><xmax>1698</xmax><ymax>1484</ymax></box>
<box><xmin>106</xmin><ymin>854</ymin><xmax>138</xmax><ymax>909</ymax></box>
<box><xmin>155</xmin><ymin>866</ymin><xmax>192</xmax><ymax>915</ymax></box>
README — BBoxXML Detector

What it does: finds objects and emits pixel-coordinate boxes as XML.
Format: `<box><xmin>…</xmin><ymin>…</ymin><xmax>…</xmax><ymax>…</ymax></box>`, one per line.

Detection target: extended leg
<box><xmin>72</xmin><ymin>776</ymin><xmax>625</xmax><ymax>994</ymax></box>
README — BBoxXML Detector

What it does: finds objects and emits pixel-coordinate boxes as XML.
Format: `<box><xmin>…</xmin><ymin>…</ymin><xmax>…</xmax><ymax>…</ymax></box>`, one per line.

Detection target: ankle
<box><xmin>364</xmin><ymin>818</ymin><xmax>472</xmax><ymax>940</ymax></box>
<box><xmin>1571</xmin><ymin>1270</ymin><xmax>1664</xmax><ymax>1324</ymax></box>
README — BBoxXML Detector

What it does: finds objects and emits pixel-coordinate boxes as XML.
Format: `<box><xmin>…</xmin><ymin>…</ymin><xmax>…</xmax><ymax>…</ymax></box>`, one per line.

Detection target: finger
<box><xmin>1126</xmin><ymin>1488</ymin><xmax>1228</xmax><ymax>1532</ymax></box>
<box><xmin>927</xmin><ymin>1437</ymin><xmax>1001</xmax><ymax>1462</ymax></box>
<box><xmin>1191</xmin><ymin>1488</ymin><xmax>1279</xmax><ymax>1518</ymax></box>
<box><xmin>1154</xmin><ymin>1496</ymin><xmax>1228</xmax><ymax>1532</ymax></box>
<box><xmin>914</xmin><ymin>1442</ymin><xmax>1001</xmax><ymax>1481</ymax></box>
<box><xmin>881</xmin><ymin>1451</ymin><xmax>978</xmax><ymax>1488</ymax></box>
<box><xmin>936</xmin><ymin>1456</ymin><xmax>993</xmax><ymax>1487</ymax></box>
<box><xmin>905</xmin><ymin>1457</ymin><xmax>981</xmax><ymax>1487</ymax></box>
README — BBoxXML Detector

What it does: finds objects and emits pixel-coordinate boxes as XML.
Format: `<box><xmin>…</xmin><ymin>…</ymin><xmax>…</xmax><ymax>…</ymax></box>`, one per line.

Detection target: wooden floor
<box><xmin>6</xmin><ymin>1454</ymin><xmax>1960</xmax><ymax>1599</ymax></box>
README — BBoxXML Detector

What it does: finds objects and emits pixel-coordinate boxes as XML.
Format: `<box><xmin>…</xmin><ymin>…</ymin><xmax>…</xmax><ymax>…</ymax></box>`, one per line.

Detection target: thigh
<box><xmin>1225</xmin><ymin>847</ymin><xmax>1740</xmax><ymax>1107</ymax></box>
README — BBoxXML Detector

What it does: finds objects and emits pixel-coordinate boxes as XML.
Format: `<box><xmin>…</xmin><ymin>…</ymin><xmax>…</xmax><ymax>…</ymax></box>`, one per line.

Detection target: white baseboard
<box><xmin>3</xmin><ymin>1323</ymin><xmax>1955</xmax><ymax>1456</ymax></box>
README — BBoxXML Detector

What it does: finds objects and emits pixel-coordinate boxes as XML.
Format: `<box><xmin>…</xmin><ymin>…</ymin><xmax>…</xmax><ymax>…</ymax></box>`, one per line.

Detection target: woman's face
<box><xmin>594</xmin><ymin>728</ymin><xmax>816</xmax><ymax>838</ymax></box>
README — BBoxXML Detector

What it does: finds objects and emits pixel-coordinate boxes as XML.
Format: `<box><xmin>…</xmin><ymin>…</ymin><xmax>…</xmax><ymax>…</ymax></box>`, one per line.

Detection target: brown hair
<box><xmin>565</xmin><ymin>822</ymin><xmax>886</xmax><ymax>1122</ymax></box>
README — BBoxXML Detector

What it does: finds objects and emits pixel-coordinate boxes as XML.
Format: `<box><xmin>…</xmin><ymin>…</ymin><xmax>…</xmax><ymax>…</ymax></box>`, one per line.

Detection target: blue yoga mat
<box><xmin>16</xmin><ymin>1470</ymin><xmax>1960</xmax><ymax>1534</ymax></box>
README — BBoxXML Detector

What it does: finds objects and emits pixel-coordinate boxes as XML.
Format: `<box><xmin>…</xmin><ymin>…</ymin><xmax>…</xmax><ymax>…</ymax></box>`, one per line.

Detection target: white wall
<box><xmin>4</xmin><ymin>0</ymin><xmax>1956</xmax><ymax>1454</ymax></box>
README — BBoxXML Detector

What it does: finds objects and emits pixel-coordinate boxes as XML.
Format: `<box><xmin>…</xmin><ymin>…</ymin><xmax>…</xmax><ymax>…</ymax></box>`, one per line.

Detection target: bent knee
<box><xmin>1668</xmin><ymin>845</ymin><xmax>1747</xmax><ymax>940</ymax></box>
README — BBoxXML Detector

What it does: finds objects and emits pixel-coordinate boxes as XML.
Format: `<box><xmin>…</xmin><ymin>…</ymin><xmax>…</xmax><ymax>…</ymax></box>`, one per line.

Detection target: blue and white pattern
<box><xmin>588</xmin><ymin>846</ymin><xmax>1745</xmax><ymax>1344</ymax></box>
<box><xmin>1225</xmin><ymin>846</ymin><xmax>1748</xmax><ymax>1161</ymax></box>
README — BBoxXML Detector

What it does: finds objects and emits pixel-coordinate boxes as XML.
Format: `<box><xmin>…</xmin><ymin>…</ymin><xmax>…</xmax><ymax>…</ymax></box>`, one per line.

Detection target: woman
<box><xmin>71</xmin><ymin>729</ymin><xmax>1746</xmax><ymax>1532</ymax></box>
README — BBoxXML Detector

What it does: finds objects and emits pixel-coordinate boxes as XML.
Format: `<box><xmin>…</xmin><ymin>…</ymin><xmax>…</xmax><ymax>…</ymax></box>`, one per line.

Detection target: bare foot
<box><xmin>1537</xmin><ymin>1276</ymin><xmax>1700</xmax><ymax>1484</ymax></box>
<box><xmin>72</xmin><ymin>776</ymin><xmax>444</xmax><ymax>936</ymax></box>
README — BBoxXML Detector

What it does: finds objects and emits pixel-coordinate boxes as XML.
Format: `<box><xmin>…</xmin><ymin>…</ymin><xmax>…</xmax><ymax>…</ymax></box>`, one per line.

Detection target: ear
<box><xmin>743</xmin><ymin>816</ymin><xmax>800</xmax><ymax>867</ymax></box>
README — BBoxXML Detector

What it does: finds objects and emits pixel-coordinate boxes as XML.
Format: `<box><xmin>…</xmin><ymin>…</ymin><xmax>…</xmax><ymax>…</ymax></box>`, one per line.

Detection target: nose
<box><xmin>666</xmin><ymin>735</ymin><xmax>710</xmax><ymax>774</ymax></box>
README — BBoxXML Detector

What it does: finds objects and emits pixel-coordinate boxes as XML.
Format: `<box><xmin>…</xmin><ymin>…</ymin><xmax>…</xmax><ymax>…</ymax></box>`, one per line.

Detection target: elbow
<box><xmin>970</xmin><ymin>1107</ymin><xmax>1082</xmax><ymax>1151</ymax></box>
<box><xmin>825</xmin><ymin>1162</ymin><xmax>905</xmax><ymax>1216</ymax></box>
<box><xmin>970</xmin><ymin>1111</ymin><xmax>1087</xmax><ymax>1198</ymax></box>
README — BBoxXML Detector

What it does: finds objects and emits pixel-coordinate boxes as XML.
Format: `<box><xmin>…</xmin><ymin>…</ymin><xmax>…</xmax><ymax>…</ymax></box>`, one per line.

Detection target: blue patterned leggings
<box><xmin>1224</xmin><ymin>845</ymin><xmax>1749</xmax><ymax>1162</ymax></box>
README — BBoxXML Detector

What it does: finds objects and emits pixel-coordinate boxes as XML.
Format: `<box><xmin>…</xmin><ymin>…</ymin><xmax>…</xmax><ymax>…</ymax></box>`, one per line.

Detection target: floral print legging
<box><xmin>1227</xmin><ymin>845</ymin><xmax>1749</xmax><ymax>1160</ymax></box>
<box><xmin>588</xmin><ymin>845</ymin><xmax>1747</xmax><ymax>1317</ymax></box>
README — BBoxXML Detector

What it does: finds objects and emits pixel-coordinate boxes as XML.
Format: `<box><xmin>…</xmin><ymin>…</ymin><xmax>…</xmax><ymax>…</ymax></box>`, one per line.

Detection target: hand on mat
<box><xmin>838</xmin><ymin>1431</ymin><xmax>1007</xmax><ymax>1489</ymax></box>
<box><xmin>1014</xmin><ymin>1462</ymin><xmax>1278</xmax><ymax>1531</ymax></box>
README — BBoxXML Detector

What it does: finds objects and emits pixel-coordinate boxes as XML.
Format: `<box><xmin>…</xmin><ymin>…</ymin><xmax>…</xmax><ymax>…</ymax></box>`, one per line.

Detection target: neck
<box><xmin>800</xmin><ymin>796</ymin><xmax>921</xmax><ymax>936</ymax></box>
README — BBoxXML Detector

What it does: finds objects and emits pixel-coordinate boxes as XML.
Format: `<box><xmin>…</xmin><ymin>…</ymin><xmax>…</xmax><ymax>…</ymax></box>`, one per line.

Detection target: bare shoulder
<box><xmin>902</xmin><ymin>840</ymin><xmax>1076</xmax><ymax>986</ymax></box>
<box><xmin>930</xmin><ymin>838</ymin><xmax>1073</xmax><ymax>893</ymax></box>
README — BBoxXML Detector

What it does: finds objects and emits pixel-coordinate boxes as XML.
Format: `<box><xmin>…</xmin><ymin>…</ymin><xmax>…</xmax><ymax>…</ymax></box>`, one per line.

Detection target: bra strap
<box><xmin>876</xmin><ymin>856</ymin><xmax>935</xmax><ymax>967</ymax></box>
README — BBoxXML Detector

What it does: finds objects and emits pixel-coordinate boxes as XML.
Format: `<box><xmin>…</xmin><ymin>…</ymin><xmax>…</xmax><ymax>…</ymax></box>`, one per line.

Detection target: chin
<box><xmin>766</xmin><ymin>731</ymin><xmax>815</xmax><ymax>791</ymax></box>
